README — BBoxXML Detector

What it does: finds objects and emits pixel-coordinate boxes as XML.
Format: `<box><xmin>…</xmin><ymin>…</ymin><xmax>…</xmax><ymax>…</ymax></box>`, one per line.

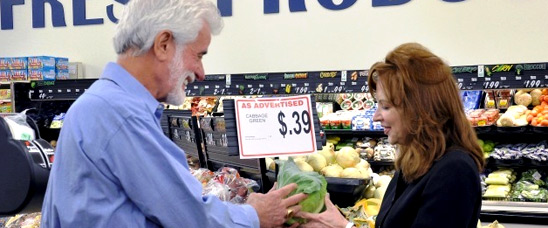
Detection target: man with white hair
<box><xmin>41</xmin><ymin>0</ymin><xmax>305</xmax><ymax>227</ymax></box>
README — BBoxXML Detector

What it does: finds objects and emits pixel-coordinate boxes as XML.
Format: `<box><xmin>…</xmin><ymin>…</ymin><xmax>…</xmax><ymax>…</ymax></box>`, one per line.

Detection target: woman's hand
<box><xmin>293</xmin><ymin>194</ymin><xmax>349</xmax><ymax>228</ymax></box>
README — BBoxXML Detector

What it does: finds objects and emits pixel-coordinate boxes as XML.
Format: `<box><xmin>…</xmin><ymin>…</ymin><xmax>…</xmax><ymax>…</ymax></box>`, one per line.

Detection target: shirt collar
<box><xmin>100</xmin><ymin>62</ymin><xmax>162</xmax><ymax>118</ymax></box>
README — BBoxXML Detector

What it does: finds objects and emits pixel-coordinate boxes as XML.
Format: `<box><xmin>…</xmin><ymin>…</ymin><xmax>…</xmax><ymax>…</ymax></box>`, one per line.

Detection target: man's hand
<box><xmin>247</xmin><ymin>183</ymin><xmax>307</xmax><ymax>228</ymax></box>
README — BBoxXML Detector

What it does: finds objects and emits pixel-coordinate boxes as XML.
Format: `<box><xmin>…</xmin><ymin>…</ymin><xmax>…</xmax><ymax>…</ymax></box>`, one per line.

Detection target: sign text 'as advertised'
<box><xmin>234</xmin><ymin>95</ymin><xmax>316</xmax><ymax>159</ymax></box>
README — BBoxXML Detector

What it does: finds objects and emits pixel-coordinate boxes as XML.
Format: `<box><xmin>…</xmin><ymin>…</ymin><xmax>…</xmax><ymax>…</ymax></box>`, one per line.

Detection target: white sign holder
<box><xmin>234</xmin><ymin>95</ymin><xmax>317</xmax><ymax>159</ymax></box>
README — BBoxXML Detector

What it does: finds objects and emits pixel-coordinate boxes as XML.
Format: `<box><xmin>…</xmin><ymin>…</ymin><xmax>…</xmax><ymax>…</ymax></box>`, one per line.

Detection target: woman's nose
<box><xmin>372</xmin><ymin>108</ymin><xmax>381</xmax><ymax>122</ymax></box>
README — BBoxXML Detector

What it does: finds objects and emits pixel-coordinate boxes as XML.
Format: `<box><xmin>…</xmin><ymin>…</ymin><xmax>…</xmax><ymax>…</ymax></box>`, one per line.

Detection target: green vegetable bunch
<box><xmin>277</xmin><ymin>158</ymin><xmax>327</xmax><ymax>224</ymax></box>
<box><xmin>521</xmin><ymin>169</ymin><xmax>546</xmax><ymax>187</ymax></box>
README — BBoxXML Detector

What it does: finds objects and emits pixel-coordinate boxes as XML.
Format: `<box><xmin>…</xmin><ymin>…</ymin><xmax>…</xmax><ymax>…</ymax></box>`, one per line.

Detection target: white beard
<box><xmin>165</xmin><ymin>49</ymin><xmax>195</xmax><ymax>106</ymax></box>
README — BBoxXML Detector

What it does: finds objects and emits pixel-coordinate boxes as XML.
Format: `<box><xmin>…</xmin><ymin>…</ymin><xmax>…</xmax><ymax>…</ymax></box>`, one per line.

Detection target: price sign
<box><xmin>248</xmin><ymin>88</ymin><xmax>261</xmax><ymax>95</ymax></box>
<box><xmin>483</xmin><ymin>81</ymin><xmax>500</xmax><ymax>89</ymax></box>
<box><xmin>234</xmin><ymin>95</ymin><xmax>317</xmax><ymax>158</ymax></box>
<box><xmin>332</xmin><ymin>86</ymin><xmax>345</xmax><ymax>93</ymax></box>
<box><xmin>524</xmin><ymin>80</ymin><xmax>542</xmax><ymax>88</ymax></box>
<box><xmin>295</xmin><ymin>87</ymin><xmax>308</xmax><ymax>94</ymax></box>
<box><xmin>213</xmin><ymin>88</ymin><xmax>226</xmax><ymax>95</ymax></box>
<box><xmin>361</xmin><ymin>85</ymin><xmax>369</xmax><ymax>92</ymax></box>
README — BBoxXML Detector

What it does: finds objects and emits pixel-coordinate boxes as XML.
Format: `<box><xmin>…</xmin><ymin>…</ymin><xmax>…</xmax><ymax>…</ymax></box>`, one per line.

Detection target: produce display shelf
<box><xmin>0</xmin><ymin>99</ymin><xmax>11</xmax><ymax>103</ymax></box>
<box><xmin>324</xmin><ymin>129</ymin><xmax>386</xmax><ymax>137</ymax></box>
<box><xmin>29</xmin><ymin>98</ymin><xmax>82</xmax><ymax>102</ymax></box>
<box><xmin>326</xmin><ymin>177</ymin><xmax>369</xmax><ymax>207</ymax></box>
<box><xmin>475</xmin><ymin>126</ymin><xmax>548</xmax><ymax>135</ymax></box>
<box><xmin>491</xmin><ymin>159</ymin><xmax>548</xmax><ymax>168</ymax></box>
<box><xmin>482</xmin><ymin>200</ymin><xmax>548</xmax><ymax>214</ymax></box>
<box><xmin>325</xmin><ymin>127</ymin><xmax>548</xmax><ymax>136</ymax></box>
<box><xmin>368</xmin><ymin>160</ymin><xmax>394</xmax><ymax>166</ymax></box>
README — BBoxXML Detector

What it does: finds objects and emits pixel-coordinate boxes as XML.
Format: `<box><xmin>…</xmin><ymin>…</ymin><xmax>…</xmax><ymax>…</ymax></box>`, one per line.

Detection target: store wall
<box><xmin>1</xmin><ymin>0</ymin><xmax>547</xmax><ymax>78</ymax></box>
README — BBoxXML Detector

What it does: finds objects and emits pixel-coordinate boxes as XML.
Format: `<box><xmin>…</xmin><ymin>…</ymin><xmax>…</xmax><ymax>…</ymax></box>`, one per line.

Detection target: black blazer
<box><xmin>375</xmin><ymin>148</ymin><xmax>481</xmax><ymax>228</ymax></box>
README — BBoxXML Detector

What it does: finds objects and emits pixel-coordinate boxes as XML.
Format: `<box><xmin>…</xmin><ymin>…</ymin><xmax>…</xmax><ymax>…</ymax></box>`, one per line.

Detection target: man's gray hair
<box><xmin>113</xmin><ymin>0</ymin><xmax>223</xmax><ymax>56</ymax></box>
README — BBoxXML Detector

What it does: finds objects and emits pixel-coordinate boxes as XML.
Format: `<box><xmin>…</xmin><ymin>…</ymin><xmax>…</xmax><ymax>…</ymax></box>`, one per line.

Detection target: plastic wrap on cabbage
<box><xmin>521</xmin><ymin>189</ymin><xmax>548</xmax><ymax>201</ymax></box>
<box><xmin>511</xmin><ymin>180</ymin><xmax>540</xmax><ymax>199</ymax></box>
<box><xmin>521</xmin><ymin>169</ymin><xmax>546</xmax><ymax>187</ymax></box>
<box><xmin>277</xmin><ymin>158</ymin><xmax>327</xmax><ymax>224</ymax></box>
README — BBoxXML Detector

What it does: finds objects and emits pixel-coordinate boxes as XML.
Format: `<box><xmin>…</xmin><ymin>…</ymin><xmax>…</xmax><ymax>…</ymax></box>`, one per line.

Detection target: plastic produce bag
<box><xmin>203</xmin><ymin>180</ymin><xmax>231</xmax><ymax>201</ymax></box>
<box><xmin>3</xmin><ymin>213</ymin><xmax>41</xmax><ymax>228</ymax></box>
<box><xmin>3</xmin><ymin>110</ymin><xmax>35</xmax><ymax>140</ymax></box>
<box><xmin>197</xmin><ymin>167</ymin><xmax>259</xmax><ymax>204</ymax></box>
<box><xmin>190</xmin><ymin>168</ymin><xmax>215</xmax><ymax>186</ymax></box>
<box><xmin>521</xmin><ymin>189</ymin><xmax>548</xmax><ymax>201</ymax></box>
<box><xmin>214</xmin><ymin>167</ymin><xmax>259</xmax><ymax>204</ymax></box>
<box><xmin>460</xmin><ymin>90</ymin><xmax>482</xmax><ymax>112</ymax></box>
<box><xmin>520</xmin><ymin>169</ymin><xmax>546</xmax><ymax>187</ymax></box>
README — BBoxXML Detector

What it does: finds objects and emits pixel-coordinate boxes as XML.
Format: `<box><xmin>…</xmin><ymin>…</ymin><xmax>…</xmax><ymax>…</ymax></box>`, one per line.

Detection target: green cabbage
<box><xmin>277</xmin><ymin>158</ymin><xmax>327</xmax><ymax>224</ymax></box>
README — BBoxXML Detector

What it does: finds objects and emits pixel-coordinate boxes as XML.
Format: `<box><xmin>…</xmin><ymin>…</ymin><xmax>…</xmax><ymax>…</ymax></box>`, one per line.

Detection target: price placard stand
<box><xmin>233</xmin><ymin>95</ymin><xmax>319</xmax><ymax>158</ymax></box>
<box><xmin>224</xmin><ymin>96</ymin><xmax>324</xmax><ymax>157</ymax></box>
<box><xmin>220</xmin><ymin>96</ymin><xmax>324</xmax><ymax>192</ymax></box>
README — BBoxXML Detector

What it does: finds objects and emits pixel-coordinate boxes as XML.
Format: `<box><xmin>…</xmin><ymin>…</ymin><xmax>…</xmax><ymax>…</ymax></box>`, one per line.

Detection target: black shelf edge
<box><xmin>324</xmin><ymin>129</ymin><xmax>386</xmax><ymax>137</ymax></box>
<box><xmin>183</xmin><ymin>62</ymin><xmax>548</xmax><ymax>96</ymax></box>
<box><xmin>368</xmin><ymin>160</ymin><xmax>395</xmax><ymax>166</ymax></box>
<box><xmin>475</xmin><ymin>125</ymin><xmax>548</xmax><ymax>135</ymax></box>
<box><xmin>324</xmin><ymin>127</ymin><xmax>548</xmax><ymax>137</ymax></box>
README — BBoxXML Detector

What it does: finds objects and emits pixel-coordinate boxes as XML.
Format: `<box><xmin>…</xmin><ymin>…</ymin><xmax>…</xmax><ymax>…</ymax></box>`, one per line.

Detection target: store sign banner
<box><xmin>0</xmin><ymin>0</ymin><xmax>128</xmax><ymax>30</ymax></box>
<box><xmin>218</xmin><ymin>0</ymin><xmax>466</xmax><ymax>16</ymax></box>
<box><xmin>234</xmin><ymin>95</ymin><xmax>317</xmax><ymax>159</ymax></box>
<box><xmin>2</xmin><ymin>0</ymin><xmax>466</xmax><ymax>30</ymax></box>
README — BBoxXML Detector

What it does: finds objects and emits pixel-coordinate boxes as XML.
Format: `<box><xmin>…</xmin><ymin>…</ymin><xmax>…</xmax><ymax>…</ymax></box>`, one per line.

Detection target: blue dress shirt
<box><xmin>41</xmin><ymin>62</ymin><xmax>260</xmax><ymax>228</ymax></box>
